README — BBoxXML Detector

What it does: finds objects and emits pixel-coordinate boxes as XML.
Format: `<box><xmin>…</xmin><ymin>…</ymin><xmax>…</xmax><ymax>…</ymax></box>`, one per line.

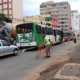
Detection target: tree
<box><xmin>0</xmin><ymin>13</ymin><xmax>12</xmax><ymax>23</ymax></box>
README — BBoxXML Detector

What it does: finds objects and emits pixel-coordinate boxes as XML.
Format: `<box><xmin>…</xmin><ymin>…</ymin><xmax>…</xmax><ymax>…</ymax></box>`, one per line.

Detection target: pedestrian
<box><xmin>42</xmin><ymin>35</ymin><xmax>51</xmax><ymax>58</ymax></box>
<box><xmin>74</xmin><ymin>35</ymin><xmax>76</xmax><ymax>43</ymax></box>
<box><xmin>36</xmin><ymin>44</ymin><xmax>45</xmax><ymax>59</ymax></box>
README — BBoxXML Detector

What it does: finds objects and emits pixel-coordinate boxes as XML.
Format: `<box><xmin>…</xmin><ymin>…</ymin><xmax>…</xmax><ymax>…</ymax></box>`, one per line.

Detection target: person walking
<box><xmin>42</xmin><ymin>35</ymin><xmax>51</xmax><ymax>58</ymax></box>
<box><xmin>73</xmin><ymin>35</ymin><xmax>76</xmax><ymax>43</ymax></box>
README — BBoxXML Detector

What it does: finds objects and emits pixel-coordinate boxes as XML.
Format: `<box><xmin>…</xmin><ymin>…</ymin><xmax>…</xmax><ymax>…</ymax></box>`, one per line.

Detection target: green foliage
<box><xmin>0</xmin><ymin>13</ymin><xmax>12</xmax><ymax>23</ymax></box>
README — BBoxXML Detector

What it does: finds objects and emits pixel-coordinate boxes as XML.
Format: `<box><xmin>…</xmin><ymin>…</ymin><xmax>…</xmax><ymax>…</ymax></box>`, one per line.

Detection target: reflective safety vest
<box><xmin>44</xmin><ymin>37</ymin><xmax>50</xmax><ymax>45</ymax></box>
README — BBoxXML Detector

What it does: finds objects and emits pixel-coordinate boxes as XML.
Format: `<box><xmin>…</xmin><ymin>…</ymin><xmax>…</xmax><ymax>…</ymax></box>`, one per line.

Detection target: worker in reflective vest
<box><xmin>42</xmin><ymin>35</ymin><xmax>51</xmax><ymax>58</ymax></box>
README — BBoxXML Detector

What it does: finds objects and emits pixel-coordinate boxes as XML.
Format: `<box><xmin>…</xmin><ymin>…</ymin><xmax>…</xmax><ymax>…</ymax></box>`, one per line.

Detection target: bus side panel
<box><xmin>34</xmin><ymin>24</ymin><xmax>44</xmax><ymax>46</ymax></box>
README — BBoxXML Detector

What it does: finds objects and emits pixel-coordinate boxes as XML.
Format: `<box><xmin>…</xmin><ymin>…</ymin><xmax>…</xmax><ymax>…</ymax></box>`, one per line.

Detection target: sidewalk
<box><xmin>37</xmin><ymin>40</ymin><xmax>80</xmax><ymax>80</ymax></box>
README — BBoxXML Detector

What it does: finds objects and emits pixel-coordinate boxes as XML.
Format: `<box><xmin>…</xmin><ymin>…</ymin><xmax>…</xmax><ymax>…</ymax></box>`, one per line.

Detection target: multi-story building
<box><xmin>40</xmin><ymin>1</ymin><xmax>71</xmax><ymax>32</ymax></box>
<box><xmin>25</xmin><ymin>14</ymin><xmax>58</xmax><ymax>27</ymax></box>
<box><xmin>49</xmin><ymin>14</ymin><xmax>58</xmax><ymax>27</ymax></box>
<box><xmin>0</xmin><ymin>0</ymin><xmax>23</xmax><ymax>19</ymax></box>
<box><xmin>71</xmin><ymin>10</ymin><xmax>80</xmax><ymax>31</ymax></box>
<box><xmin>79</xmin><ymin>15</ymin><xmax>80</xmax><ymax>30</ymax></box>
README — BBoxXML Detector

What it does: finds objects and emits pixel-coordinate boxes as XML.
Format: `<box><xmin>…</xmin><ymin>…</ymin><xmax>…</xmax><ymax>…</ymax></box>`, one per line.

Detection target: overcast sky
<box><xmin>23</xmin><ymin>0</ymin><xmax>80</xmax><ymax>16</ymax></box>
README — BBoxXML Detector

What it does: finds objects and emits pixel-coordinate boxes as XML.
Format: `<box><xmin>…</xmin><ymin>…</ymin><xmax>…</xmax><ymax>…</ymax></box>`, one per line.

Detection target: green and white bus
<box><xmin>16</xmin><ymin>22</ymin><xmax>63</xmax><ymax>48</ymax></box>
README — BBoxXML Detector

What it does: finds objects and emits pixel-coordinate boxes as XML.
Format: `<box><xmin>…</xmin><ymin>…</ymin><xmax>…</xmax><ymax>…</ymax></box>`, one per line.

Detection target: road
<box><xmin>0</xmin><ymin>41</ymin><xmax>75</xmax><ymax>80</ymax></box>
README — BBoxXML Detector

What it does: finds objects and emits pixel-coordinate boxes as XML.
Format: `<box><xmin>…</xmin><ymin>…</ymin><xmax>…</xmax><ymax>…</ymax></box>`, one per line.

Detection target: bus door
<box><xmin>49</xmin><ymin>28</ymin><xmax>55</xmax><ymax>44</ymax></box>
<box><xmin>24</xmin><ymin>24</ymin><xmax>33</xmax><ymax>42</ymax></box>
<box><xmin>56</xmin><ymin>30</ymin><xmax>60</xmax><ymax>43</ymax></box>
<box><xmin>53</xmin><ymin>30</ymin><xmax>56</xmax><ymax>44</ymax></box>
<box><xmin>45</xmin><ymin>27</ymin><xmax>55</xmax><ymax>44</ymax></box>
<box><xmin>45</xmin><ymin>27</ymin><xmax>50</xmax><ymax>40</ymax></box>
<box><xmin>36</xmin><ymin>25</ymin><xmax>42</xmax><ymax>46</ymax></box>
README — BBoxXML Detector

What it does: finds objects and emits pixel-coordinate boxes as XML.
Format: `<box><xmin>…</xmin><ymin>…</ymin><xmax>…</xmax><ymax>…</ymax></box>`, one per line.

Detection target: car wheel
<box><xmin>13</xmin><ymin>49</ymin><xmax>18</xmax><ymax>56</ymax></box>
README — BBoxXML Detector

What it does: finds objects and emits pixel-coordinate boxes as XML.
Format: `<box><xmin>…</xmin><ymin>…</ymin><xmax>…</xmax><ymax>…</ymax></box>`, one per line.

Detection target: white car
<box><xmin>0</xmin><ymin>40</ymin><xmax>19</xmax><ymax>56</ymax></box>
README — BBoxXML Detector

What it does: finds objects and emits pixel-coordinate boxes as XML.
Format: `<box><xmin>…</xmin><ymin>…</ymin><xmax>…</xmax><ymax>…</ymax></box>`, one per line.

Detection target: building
<box><xmin>25</xmin><ymin>14</ymin><xmax>58</xmax><ymax>27</ymax></box>
<box><xmin>39</xmin><ymin>13</ymin><xmax>58</xmax><ymax>27</ymax></box>
<box><xmin>79</xmin><ymin>15</ymin><xmax>80</xmax><ymax>30</ymax></box>
<box><xmin>0</xmin><ymin>0</ymin><xmax>23</xmax><ymax>19</ymax></box>
<box><xmin>51</xmin><ymin>14</ymin><xmax>57</xmax><ymax>27</ymax></box>
<box><xmin>71</xmin><ymin>10</ymin><xmax>80</xmax><ymax>31</ymax></box>
<box><xmin>40</xmin><ymin>1</ymin><xmax>71</xmax><ymax>32</ymax></box>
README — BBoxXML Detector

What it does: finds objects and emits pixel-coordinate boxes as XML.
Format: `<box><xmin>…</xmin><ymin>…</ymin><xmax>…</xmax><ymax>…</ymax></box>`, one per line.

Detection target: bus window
<box><xmin>22</xmin><ymin>28</ymin><xmax>25</xmax><ymax>33</ymax></box>
<box><xmin>42</xmin><ymin>27</ymin><xmax>45</xmax><ymax>34</ymax></box>
<box><xmin>56</xmin><ymin>30</ymin><xmax>60</xmax><ymax>35</ymax></box>
<box><xmin>17</xmin><ymin>23</ymin><xmax>33</xmax><ymax>33</ymax></box>
<box><xmin>25</xmin><ymin>23</ymin><xmax>32</xmax><ymax>33</ymax></box>
<box><xmin>25</xmin><ymin>28</ymin><xmax>32</xmax><ymax>33</ymax></box>
<box><xmin>17</xmin><ymin>28</ymin><xmax>22</xmax><ymax>33</ymax></box>
<box><xmin>52</xmin><ymin>30</ymin><xmax>54</xmax><ymax>35</ymax></box>
<box><xmin>49</xmin><ymin>28</ymin><xmax>53</xmax><ymax>35</ymax></box>
<box><xmin>36</xmin><ymin>25</ymin><xmax>41</xmax><ymax>34</ymax></box>
<box><xmin>45</xmin><ymin>27</ymin><xmax>53</xmax><ymax>35</ymax></box>
<box><xmin>45</xmin><ymin>27</ymin><xmax>49</xmax><ymax>35</ymax></box>
<box><xmin>54</xmin><ymin>30</ymin><xmax>56</xmax><ymax>36</ymax></box>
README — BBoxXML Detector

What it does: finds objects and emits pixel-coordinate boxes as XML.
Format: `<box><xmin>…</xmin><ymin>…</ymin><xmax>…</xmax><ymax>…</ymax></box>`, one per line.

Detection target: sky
<box><xmin>23</xmin><ymin>0</ymin><xmax>80</xmax><ymax>17</ymax></box>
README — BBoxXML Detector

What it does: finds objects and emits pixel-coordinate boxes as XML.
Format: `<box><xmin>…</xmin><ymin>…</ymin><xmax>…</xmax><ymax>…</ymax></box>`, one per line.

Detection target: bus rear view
<box><xmin>16</xmin><ymin>23</ymin><xmax>36</xmax><ymax>48</ymax></box>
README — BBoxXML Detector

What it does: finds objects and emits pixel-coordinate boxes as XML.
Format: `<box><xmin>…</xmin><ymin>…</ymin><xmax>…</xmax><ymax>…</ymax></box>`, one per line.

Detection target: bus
<box><xmin>16</xmin><ymin>22</ymin><xmax>63</xmax><ymax>48</ymax></box>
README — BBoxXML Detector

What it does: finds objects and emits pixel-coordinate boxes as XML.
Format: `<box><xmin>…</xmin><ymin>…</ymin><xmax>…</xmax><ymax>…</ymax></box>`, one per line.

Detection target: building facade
<box><xmin>40</xmin><ymin>1</ymin><xmax>71</xmax><ymax>32</ymax></box>
<box><xmin>25</xmin><ymin>14</ymin><xmax>58</xmax><ymax>27</ymax></box>
<box><xmin>0</xmin><ymin>0</ymin><xmax>23</xmax><ymax>19</ymax></box>
<box><xmin>79</xmin><ymin>15</ymin><xmax>80</xmax><ymax>30</ymax></box>
<box><xmin>71</xmin><ymin>10</ymin><xmax>80</xmax><ymax>31</ymax></box>
<box><xmin>51</xmin><ymin>14</ymin><xmax>57</xmax><ymax>27</ymax></box>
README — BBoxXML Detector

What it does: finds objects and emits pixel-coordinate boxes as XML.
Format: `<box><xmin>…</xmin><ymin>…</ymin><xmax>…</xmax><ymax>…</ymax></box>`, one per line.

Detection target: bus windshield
<box><xmin>16</xmin><ymin>23</ymin><xmax>33</xmax><ymax>43</ymax></box>
<box><xmin>16</xmin><ymin>23</ymin><xmax>33</xmax><ymax>33</ymax></box>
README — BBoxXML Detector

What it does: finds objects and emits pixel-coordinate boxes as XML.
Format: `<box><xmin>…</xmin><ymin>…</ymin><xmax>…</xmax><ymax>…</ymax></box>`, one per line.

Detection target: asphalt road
<box><xmin>0</xmin><ymin>41</ymin><xmax>75</xmax><ymax>80</ymax></box>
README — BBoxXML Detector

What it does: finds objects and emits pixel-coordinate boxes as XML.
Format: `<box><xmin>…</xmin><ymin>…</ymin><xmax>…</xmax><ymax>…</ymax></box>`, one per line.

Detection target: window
<box><xmin>65</xmin><ymin>25</ymin><xmax>67</xmax><ymax>27</ymax></box>
<box><xmin>61</xmin><ymin>22</ymin><xmax>64</xmax><ymax>24</ymax></box>
<box><xmin>60</xmin><ymin>4</ymin><xmax>63</xmax><ymax>6</ymax></box>
<box><xmin>64</xmin><ymin>7</ymin><xmax>67</xmax><ymax>9</ymax></box>
<box><xmin>3</xmin><ymin>8</ymin><xmax>7</xmax><ymax>10</ymax></box>
<box><xmin>56</xmin><ymin>30</ymin><xmax>60</xmax><ymax>35</ymax></box>
<box><xmin>58</xmin><ymin>26</ymin><xmax>60</xmax><ymax>28</ymax></box>
<box><xmin>17</xmin><ymin>23</ymin><xmax>33</xmax><ymax>33</ymax></box>
<box><xmin>1</xmin><ymin>41</ymin><xmax>10</xmax><ymax>46</ymax></box>
<box><xmin>0</xmin><ymin>3</ymin><xmax>2</xmax><ymax>5</ymax></box>
<box><xmin>45</xmin><ymin>27</ymin><xmax>53</xmax><ymax>35</ymax></box>
<box><xmin>54</xmin><ymin>19</ymin><xmax>55</xmax><ymax>21</ymax></box>
<box><xmin>42</xmin><ymin>27</ymin><xmax>45</xmax><ymax>34</ymax></box>
<box><xmin>41</xmin><ymin>13</ymin><xmax>43</xmax><ymax>14</ymax></box>
<box><xmin>36</xmin><ymin>25</ymin><xmax>41</xmax><ymax>34</ymax></box>
<box><xmin>54</xmin><ymin>30</ymin><xmax>56</xmax><ymax>36</ymax></box>
<box><xmin>3</xmin><ymin>2</ymin><xmax>7</xmax><ymax>4</ymax></box>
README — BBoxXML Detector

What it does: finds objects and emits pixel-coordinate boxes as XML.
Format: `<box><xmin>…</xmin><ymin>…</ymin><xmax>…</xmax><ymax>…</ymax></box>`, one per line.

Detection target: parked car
<box><xmin>0</xmin><ymin>40</ymin><xmax>19</xmax><ymax>57</ymax></box>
